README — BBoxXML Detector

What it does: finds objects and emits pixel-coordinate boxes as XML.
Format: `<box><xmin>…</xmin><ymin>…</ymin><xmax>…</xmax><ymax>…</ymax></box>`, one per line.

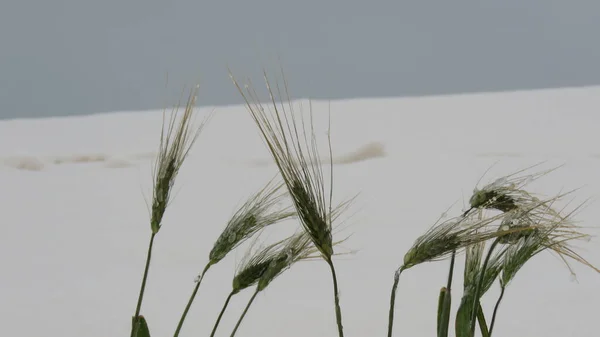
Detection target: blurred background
<box><xmin>2</xmin><ymin>0</ymin><xmax>600</xmax><ymax>119</ymax></box>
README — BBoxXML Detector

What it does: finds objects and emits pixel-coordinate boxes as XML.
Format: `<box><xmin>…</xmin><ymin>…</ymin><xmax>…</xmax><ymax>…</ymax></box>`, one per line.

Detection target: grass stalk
<box><xmin>132</xmin><ymin>232</ymin><xmax>156</xmax><ymax>337</ymax></box>
<box><xmin>230</xmin><ymin>70</ymin><xmax>352</xmax><ymax>337</ymax></box>
<box><xmin>488</xmin><ymin>285</ymin><xmax>505</xmax><ymax>336</ymax></box>
<box><xmin>469</xmin><ymin>238</ymin><xmax>501</xmax><ymax>336</ymax></box>
<box><xmin>387</xmin><ymin>267</ymin><xmax>404</xmax><ymax>337</ymax></box>
<box><xmin>230</xmin><ymin>288</ymin><xmax>260</xmax><ymax>337</ymax></box>
<box><xmin>173</xmin><ymin>263</ymin><xmax>212</xmax><ymax>337</ymax></box>
<box><xmin>438</xmin><ymin>252</ymin><xmax>456</xmax><ymax>337</ymax></box>
<box><xmin>476</xmin><ymin>302</ymin><xmax>489</xmax><ymax>337</ymax></box>
<box><xmin>327</xmin><ymin>257</ymin><xmax>345</xmax><ymax>337</ymax></box>
<box><xmin>210</xmin><ymin>291</ymin><xmax>235</xmax><ymax>337</ymax></box>
<box><xmin>446</xmin><ymin>251</ymin><xmax>456</xmax><ymax>290</ymax></box>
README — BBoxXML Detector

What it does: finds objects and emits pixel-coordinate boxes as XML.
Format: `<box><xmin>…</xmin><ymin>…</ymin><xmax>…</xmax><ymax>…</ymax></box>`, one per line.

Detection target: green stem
<box><xmin>173</xmin><ymin>263</ymin><xmax>211</xmax><ymax>337</ymax></box>
<box><xmin>131</xmin><ymin>232</ymin><xmax>156</xmax><ymax>337</ymax></box>
<box><xmin>210</xmin><ymin>291</ymin><xmax>235</xmax><ymax>337</ymax></box>
<box><xmin>387</xmin><ymin>267</ymin><xmax>404</xmax><ymax>337</ymax></box>
<box><xmin>438</xmin><ymin>252</ymin><xmax>456</xmax><ymax>337</ymax></box>
<box><xmin>488</xmin><ymin>285</ymin><xmax>505</xmax><ymax>336</ymax></box>
<box><xmin>469</xmin><ymin>238</ymin><xmax>500</xmax><ymax>336</ymax></box>
<box><xmin>446</xmin><ymin>251</ymin><xmax>456</xmax><ymax>290</ymax></box>
<box><xmin>476</xmin><ymin>301</ymin><xmax>489</xmax><ymax>337</ymax></box>
<box><xmin>230</xmin><ymin>288</ymin><xmax>260</xmax><ymax>337</ymax></box>
<box><xmin>327</xmin><ymin>258</ymin><xmax>345</xmax><ymax>337</ymax></box>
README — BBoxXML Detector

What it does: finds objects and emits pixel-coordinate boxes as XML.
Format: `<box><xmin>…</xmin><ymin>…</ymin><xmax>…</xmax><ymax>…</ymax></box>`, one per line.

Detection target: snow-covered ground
<box><xmin>1</xmin><ymin>86</ymin><xmax>599</xmax><ymax>337</ymax></box>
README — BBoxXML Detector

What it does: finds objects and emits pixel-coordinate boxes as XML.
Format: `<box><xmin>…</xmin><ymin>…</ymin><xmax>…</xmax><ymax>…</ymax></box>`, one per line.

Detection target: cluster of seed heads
<box><xmin>232</xmin><ymin>231</ymin><xmax>317</xmax><ymax>294</ymax></box>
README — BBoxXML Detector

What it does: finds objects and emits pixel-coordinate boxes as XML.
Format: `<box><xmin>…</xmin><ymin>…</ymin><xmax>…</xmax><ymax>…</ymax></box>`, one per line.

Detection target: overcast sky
<box><xmin>2</xmin><ymin>1</ymin><xmax>600</xmax><ymax>119</ymax></box>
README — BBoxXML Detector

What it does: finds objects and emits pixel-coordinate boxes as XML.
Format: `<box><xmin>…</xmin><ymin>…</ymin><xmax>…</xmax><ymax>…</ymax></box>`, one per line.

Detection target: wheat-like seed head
<box><xmin>402</xmin><ymin>212</ymin><xmax>505</xmax><ymax>269</ymax></box>
<box><xmin>402</xmin><ymin>198</ymin><xmax>567</xmax><ymax>270</ymax></box>
<box><xmin>232</xmin><ymin>239</ymin><xmax>282</xmax><ymax>294</ymax></box>
<box><xmin>463</xmin><ymin>241</ymin><xmax>505</xmax><ymax>295</ymax></box>
<box><xmin>497</xmin><ymin>197</ymin><xmax>599</xmax><ymax>276</ymax></box>
<box><xmin>257</xmin><ymin>231</ymin><xmax>318</xmax><ymax>291</ymax></box>
<box><xmin>500</xmin><ymin>233</ymin><xmax>548</xmax><ymax>287</ymax></box>
<box><xmin>232</xmin><ymin>230</ymin><xmax>321</xmax><ymax>294</ymax></box>
<box><xmin>209</xmin><ymin>177</ymin><xmax>295</xmax><ymax>265</ymax></box>
<box><xmin>230</xmin><ymin>70</ymin><xmax>339</xmax><ymax>260</ymax></box>
<box><xmin>469</xmin><ymin>165</ymin><xmax>560</xmax><ymax>213</ymax></box>
<box><xmin>150</xmin><ymin>86</ymin><xmax>212</xmax><ymax>234</ymax></box>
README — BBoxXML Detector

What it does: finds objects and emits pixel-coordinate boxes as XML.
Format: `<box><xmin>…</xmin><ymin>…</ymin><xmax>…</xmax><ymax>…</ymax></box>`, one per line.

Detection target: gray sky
<box><xmin>2</xmin><ymin>0</ymin><xmax>600</xmax><ymax>119</ymax></box>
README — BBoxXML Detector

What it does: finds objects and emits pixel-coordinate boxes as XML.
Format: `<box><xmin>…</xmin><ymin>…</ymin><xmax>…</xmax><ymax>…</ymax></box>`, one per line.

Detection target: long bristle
<box><xmin>229</xmin><ymin>70</ymin><xmax>340</xmax><ymax>260</ymax></box>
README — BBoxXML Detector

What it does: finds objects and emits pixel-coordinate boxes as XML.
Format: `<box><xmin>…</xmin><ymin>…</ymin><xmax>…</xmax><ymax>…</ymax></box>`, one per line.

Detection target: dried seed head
<box><xmin>209</xmin><ymin>178</ymin><xmax>294</xmax><ymax>265</ymax></box>
<box><xmin>150</xmin><ymin>86</ymin><xmax>212</xmax><ymax>233</ymax></box>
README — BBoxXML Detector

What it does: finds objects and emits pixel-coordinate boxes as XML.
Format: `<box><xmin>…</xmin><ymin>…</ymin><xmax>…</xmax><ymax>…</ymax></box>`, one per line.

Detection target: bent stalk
<box><xmin>388</xmin><ymin>267</ymin><xmax>404</xmax><ymax>337</ymax></box>
<box><xmin>230</xmin><ymin>288</ymin><xmax>260</xmax><ymax>337</ymax></box>
<box><xmin>173</xmin><ymin>263</ymin><xmax>212</xmax><ymax>337</ymax></box>
<box><xmin>327</xmin><ymin>258</ymin><xmax>345</xmax><ymax>337</ymax></box>
<box><xmin>210</xmin><ymin>291</ymin><xmax>235</xmax><ymax>337</ymax></box>
<box><xmin>488</xmin><ymin>285</ymin><xmax>506</xmax><ymax>336</ymax></box>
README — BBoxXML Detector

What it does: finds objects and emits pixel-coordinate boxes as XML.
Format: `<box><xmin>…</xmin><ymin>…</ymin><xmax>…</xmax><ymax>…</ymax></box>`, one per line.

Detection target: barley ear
<box><xmin>209</xmin><ymin>177</ymin><xmax>294</xmax><ymax>265</ymax></box>
<box><xmin>230</xmin><ymin>69</ymin><xmax>348</xmax><ymax>337</ymax></box>
<box><xmin>151</xmin><ymin>85</ymin><xmax>212</xmax><ymax>234</ymax></box>
<box><xmin>134</xmin><ymin>85</ymin><xmax>211</xmax><ymax>337</ymax></box>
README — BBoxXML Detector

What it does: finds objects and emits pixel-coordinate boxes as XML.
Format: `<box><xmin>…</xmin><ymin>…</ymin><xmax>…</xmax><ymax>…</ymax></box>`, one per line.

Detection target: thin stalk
<box><xmin>488</xmin><ymin>285</ymin><xmax>506</xmax><ymax>336</ymax></box>
<box><xmin>438</xmin><ymin>252</ymin><xmax>456</xmax><ymax>337</ymax></box>
<box><xmin>447</xmin><ymin>251</ymin><xmax>456</xmax><ymax>290</ymax></box>
<box><xmin>476</xmin><ymin>302</ymin><xmax>489</xmax><ymax>337</ymax></box>
<box><xmin>173</xmin><ymin>263</ymin><xmax>212</xmax><ymax>337</ymax></box>
<box><xmin>327</xmin><ymin>258</ymin><xmax>345</xmax><ymax>337</ymax></box>
<box><xmin>462</xmin><ymin>207</ymin><xmax>474</xmax><ymax>217</ymax></box>
<box><xmin>469</xmin><ymin>238</ymin><xmax>500</xmax><ymax>336</ymax></box>
<box><xmin>230</xmin><ymin>288</ymin><xmax>260</xmax><ymax>337</ymax></box>
<box><xmin>388</xmin><ymin>267</ymin><xmax>404</xmax><ymax>337</ymax></box>
<box><xmin>134</xmin><ymin>234</ymin><xmax>156</xmax><ymax>316</ymax></box>
<box><xmin>210</xmin><ymin>291</ymin><xmax>235</xmax><ymax>337</ymax></box>
<box><xmin>131</xmin><ymin>232</ymin><xmax>156</xmax><ymax>337</ymax></box>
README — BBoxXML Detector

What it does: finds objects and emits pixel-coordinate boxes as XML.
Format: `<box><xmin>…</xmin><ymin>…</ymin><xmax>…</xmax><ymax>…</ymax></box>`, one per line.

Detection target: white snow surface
<box><xmin>1</xmin><ymin>86</ymin><xmax>600</xmax><ymax>337</ymax></box>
